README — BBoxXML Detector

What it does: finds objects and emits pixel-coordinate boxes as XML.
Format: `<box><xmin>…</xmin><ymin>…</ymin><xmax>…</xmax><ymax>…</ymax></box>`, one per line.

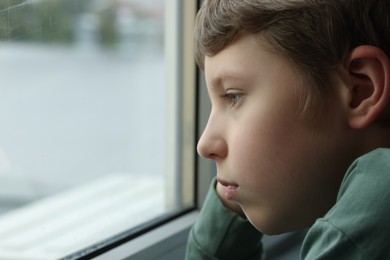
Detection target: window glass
<box><xmin>0</xmin><ymin>0</ymin><xmax>193</xmax><ymax>258</ymax></box>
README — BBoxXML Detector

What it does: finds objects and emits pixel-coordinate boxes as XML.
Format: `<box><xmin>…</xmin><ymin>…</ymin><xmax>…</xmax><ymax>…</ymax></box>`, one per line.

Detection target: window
<box><xmin>0</xmin><ymin>0</ymin><xmax>196</xmax><ymax>258</ymax></box>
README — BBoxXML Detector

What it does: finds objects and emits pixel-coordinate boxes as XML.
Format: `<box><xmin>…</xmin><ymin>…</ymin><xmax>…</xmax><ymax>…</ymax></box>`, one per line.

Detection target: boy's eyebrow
<box><xmin>209</xmin><ymin>70</ymin><xmax>243</xmax><ymax>89</ymax></box>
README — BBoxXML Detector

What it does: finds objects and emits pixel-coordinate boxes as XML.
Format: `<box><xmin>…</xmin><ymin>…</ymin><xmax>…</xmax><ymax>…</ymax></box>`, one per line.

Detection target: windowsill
<box><xmin>93</xmin><ymin>211</ymin><xmax>199</xmax><ymax>260</ymax></box>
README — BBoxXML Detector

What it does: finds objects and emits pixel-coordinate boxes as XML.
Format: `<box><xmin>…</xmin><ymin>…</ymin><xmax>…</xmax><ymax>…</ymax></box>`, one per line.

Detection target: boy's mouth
<box><xmin>218</xmin><ymin>177</ymin><xmax>239</xmax><ymax>200</ymax></box>
<box><xmin>217</xmin><ymin>177</ymin><xmax>238</xmax><ymax>188</ymax></box>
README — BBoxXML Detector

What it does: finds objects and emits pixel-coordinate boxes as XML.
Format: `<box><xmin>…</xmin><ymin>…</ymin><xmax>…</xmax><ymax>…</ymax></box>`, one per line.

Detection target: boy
<box><xmin>185</xmin><ymin>0</ymin><xmax>390</xmax><ymax>259</ymax></box>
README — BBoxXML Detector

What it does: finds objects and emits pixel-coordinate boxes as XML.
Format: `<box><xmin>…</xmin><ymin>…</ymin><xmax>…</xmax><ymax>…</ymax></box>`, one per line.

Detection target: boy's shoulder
<box><xmin>337</xmin><ymin>147</ymin><xmax>390</xmax><ymax>204</ymax></box>
<box><xmin>356</xmin><ymin>148</ymin><xmax>390</xmax><ymax>167</ymax></box>
<box><xmin>343</xmin><ymin>148</ymin><xmax>390</xmax><ymax>184</ymax></box>
<box><xmin>302</xmin><ymin>148</ymin><xmax>390</xmax><ymax>259</ymax></box>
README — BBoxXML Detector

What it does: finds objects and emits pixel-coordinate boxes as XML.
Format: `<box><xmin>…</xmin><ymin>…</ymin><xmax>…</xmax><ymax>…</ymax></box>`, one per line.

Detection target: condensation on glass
<box><xmin>0</xmin><ymin>0</ymin><xmax>194</xmax><ymax>258</ymax></box>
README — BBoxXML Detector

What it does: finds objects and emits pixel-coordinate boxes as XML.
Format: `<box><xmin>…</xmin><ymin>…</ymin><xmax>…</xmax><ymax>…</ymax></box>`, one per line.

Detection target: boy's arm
<box><xmin>185</xmin><ymin>178</ymin><xmax>263</xmax><ymax>260</ymax></box>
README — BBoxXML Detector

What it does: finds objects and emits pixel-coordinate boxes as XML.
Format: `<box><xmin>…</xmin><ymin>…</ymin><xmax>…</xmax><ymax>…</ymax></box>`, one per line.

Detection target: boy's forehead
<box><xmin>204</xmin><ymin>35</ymin><xmax>257</xmax><ymax>81</ymax></box>
<box><xmin>204</xmin><ymin>34</ymin><xmax>287</xmax><ymax>88</ymax></box>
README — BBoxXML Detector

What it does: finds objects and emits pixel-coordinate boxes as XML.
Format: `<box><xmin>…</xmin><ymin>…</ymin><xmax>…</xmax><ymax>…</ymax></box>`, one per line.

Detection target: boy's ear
<box><xmin>345</xmin><ymin>45</ymin><xmax>390</xmax><ymax>129</ymax></box>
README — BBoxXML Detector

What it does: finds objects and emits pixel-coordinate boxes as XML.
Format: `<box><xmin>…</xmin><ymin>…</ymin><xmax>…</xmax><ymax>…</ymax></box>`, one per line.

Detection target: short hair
<box><xmin>195</xmin><ymin>0</ymin><xmax>390</xmax><ymax>117</ymax></box>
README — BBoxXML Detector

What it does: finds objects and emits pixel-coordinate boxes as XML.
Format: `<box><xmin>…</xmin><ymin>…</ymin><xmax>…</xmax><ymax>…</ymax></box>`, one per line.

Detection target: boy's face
<box><xmin>198</xmin><ymin>33</ymin><xmax>355</xmax><ymax>234</ymax></box>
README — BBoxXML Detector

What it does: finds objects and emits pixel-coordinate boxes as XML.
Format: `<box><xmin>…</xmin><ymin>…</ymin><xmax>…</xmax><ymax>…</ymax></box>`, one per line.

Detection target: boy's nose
<box><xmin>197</xmin><ymin>118</ymin><xmax>227</xmax><ymax>160</ymax></box>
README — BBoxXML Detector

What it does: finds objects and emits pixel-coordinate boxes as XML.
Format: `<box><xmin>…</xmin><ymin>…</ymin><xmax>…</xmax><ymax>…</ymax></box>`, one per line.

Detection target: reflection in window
<box><xmin>0</xmin><ymin>0</ymin><xmax>190</xmax><ymax>258</ymax></box>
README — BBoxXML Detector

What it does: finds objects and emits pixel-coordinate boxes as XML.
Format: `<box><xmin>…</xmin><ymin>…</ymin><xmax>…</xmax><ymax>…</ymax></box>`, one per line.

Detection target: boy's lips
<box><xmin>217</xmin><ymin>177</ymin><xmax>238</xmax><ymax>188</ymax></box>
<box><xmin>218</xmin><ymin>177</ymin><xmax>239</xmax><ymax>200</ymax></box>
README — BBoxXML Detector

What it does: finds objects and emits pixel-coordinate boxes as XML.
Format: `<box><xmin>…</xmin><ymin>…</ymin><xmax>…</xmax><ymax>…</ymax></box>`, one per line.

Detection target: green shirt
<box><xmin>186</xmin><ymin>148</ymin><xmax>390</xmax><ymax>259</ymax></box>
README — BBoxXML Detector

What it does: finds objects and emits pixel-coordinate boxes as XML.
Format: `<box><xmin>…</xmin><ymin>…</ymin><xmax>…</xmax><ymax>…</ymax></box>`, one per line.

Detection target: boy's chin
<box><xmin>246</xmin><ymin>213</ymin><xmax>308</xmax><ymax>235</ymax></box>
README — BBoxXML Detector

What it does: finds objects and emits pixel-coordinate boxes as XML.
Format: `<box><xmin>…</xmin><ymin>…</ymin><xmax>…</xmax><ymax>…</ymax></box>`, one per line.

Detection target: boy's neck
<box><xmin>361</xmin><ymin>123</ymin><xmax>390</xmax><ymax>152</ymax></box>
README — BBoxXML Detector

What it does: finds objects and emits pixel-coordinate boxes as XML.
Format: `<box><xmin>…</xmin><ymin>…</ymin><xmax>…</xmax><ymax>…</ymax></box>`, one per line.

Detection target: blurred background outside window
<box><xmin>0</xmin><ymin>0</ymin><xmax>192</xmax><ymax>258</ymax></box>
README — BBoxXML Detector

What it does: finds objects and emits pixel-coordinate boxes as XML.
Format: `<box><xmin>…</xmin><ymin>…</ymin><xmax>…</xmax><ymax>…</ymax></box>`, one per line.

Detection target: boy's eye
<box><xmin>222</xmin><ymin>92</ymin><xmax>244</xmax><ymax>106</ymax></box>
